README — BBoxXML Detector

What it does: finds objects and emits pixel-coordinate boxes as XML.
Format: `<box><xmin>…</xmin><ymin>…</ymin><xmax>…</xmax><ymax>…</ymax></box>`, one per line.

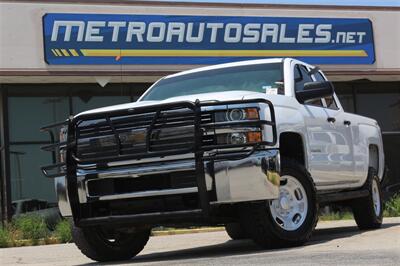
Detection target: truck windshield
<box><xmin>141</xmin><ymin>63</ymin><xmax>283</xmax><ymax>101</ymax></box>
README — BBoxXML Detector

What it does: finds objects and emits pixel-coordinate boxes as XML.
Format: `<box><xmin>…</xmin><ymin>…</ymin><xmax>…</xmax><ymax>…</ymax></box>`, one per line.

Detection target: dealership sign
<box><xmin>43</xmin><ymin>14</ymin><xmax>375</xmax><ymax>65</ymax></box>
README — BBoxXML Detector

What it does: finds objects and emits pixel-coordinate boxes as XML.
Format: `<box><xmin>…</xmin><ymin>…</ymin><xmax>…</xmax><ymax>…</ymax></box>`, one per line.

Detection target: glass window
<box><xmin>325</xmin><ymin>96</ymin><xmax>338</xmax><ymax>110</ymax></box>
<box><xmin>5</xmin><ymin>83</ymin><xmax>149</xmax><ymax>204</ymax></box>
<box><xmin>313</xmin><ymin>71</ymin><xmax>325</xmax><ymax>82</ymax></box>
<box><xmin>10</xmin><ymin>144</ymin><xmax>56</xmax><ymax>202</ymax></box>
<box><xmin>141</xmin><ymin>63</ymin><xmax>284</xmax><ymax>101</ymax></box>
<box><xmin>294</xmin><ymin>65</ymin><xmax>313</xmax><ymax>92</ymax></box>
<box><xmin>295</xmin><ymin>65</ymin><xmax>322</xmax><ymax>107</ymax></box>
<box><xmin>8</xmin><ymin>97</ymin><xmax>69</xmax><ymax>142</ymax></box>
<box><xmin>8</xmin><ymin>95</ymin><xmax>70</xmax><ymax>203</ymax></box>
<box><xmin>313</xmin><ymin>71</ymin><xmax>338</xmax><ymax>110</ymax></box>
<box><xmin>306</xmin><ymin>98</ymin><xmax>323</xmax><ymax>107</ymax></box>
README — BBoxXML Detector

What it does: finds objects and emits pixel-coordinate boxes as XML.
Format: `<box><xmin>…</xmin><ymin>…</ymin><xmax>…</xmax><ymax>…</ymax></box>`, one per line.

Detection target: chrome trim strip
<box><xmin>382</xmin><ymin>131</ymin><xmax>400</xmax><ymax>136</ymax></box>
<box><xmin>209</xmin><ymin>127</ymin><xmax>260</xmax><ymax>134</ymax></box>
<box><xmin>76</xmin><ymin>154</ymin><xmax>196</xmax><ymax>170</ymax></box>
<box><xmin>106</xmin><ymin>153</ymin><xmax>195</xmax><ymax>168</ymax></box>
<box><xmin>315</xmin><ymin>180</ymin><xmax>359</xmax><ymax>186</ymax></box>
<box><xmin>78</xmin><ymin>160</ymin><xmax>196</xmax><ymax>179</ymax></box>
<box><xmin>95</xmin><ymin>187</ymin><xmax>198</xmax><ymax>201</ymax></box>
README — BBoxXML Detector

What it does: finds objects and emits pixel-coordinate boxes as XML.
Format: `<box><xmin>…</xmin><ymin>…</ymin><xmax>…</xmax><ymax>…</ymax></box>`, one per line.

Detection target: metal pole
<box><xmin>0</xmin><ymin>88</ymin><xmax>12</xmax><ymax>223</ymax></box>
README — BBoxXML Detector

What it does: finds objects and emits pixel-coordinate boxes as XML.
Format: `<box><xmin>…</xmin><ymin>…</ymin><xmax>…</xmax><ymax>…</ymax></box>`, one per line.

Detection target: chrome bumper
<box><xmin>54</xmin><ymin>176</ymin><xmax>72</xmax><ymax>217</ymax></box>
<box><xmin>55</xmin><ymin>149</ymin><xmax>280</xmax><ymax>217</ymax></box>
<box><xmin>212</xmin><ymin>149</ymin><xmax>280</xmax><ymax>203</ymax></box>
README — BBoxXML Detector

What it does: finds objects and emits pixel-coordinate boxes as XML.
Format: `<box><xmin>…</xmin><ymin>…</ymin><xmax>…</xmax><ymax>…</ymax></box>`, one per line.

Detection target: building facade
<box><xmin>1</xmin><ymin>0</ymin><xmax>399</xmax><ymax>221</ymax></box>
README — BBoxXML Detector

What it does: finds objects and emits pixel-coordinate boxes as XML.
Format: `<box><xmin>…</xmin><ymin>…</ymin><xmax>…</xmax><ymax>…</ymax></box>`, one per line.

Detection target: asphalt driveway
<box><xmin>1</xmin><ymin>217</ymin><xmax>399</xmax><ymax>266</ymax></box>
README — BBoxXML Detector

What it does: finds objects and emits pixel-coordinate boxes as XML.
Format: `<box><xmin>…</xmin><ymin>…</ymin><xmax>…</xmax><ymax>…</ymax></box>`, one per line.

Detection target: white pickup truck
<box><xmin>42</xmin><ymin>58</ymin><xmax>385</xmax><ymax>262</ymax></box>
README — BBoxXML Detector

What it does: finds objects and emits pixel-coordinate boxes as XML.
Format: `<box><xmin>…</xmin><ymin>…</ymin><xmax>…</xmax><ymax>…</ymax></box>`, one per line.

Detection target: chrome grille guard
<box><xmin>40</xmin><ymin>98</ymin><xmax>277</xmax><ymax>178</ymax></box>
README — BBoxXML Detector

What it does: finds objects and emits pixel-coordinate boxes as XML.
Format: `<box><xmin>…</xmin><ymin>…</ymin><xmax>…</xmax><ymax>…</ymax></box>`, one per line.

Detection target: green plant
<box><xmin>384</xmin><ymin>193</ymin><xmax>400</xmax><ymax>217</ymax></box>
<box><xmin>0</xmin><ymin>226</ymin><xmax>12</xmax><ymax>248</ymax></box>
<box><xmin>319</xmin><ymin>211</ymin><xmax>354</xmax><ymax>221</ymax></box>
<box><xmin>54</xmin><ymin>219</ymin><xmax>72</xmax><ymax>243</ymax></box>
<box><xmin>12</xmin><ymin>215</ymin><xmax>48</xmax><ymax>245</ymax></box>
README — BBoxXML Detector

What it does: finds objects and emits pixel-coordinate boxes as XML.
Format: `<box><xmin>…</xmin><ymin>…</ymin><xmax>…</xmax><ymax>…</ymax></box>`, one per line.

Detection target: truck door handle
<box><xmin>327</xmin><ymin>117</ymin><xmax>336</xmax><ymax>123</ymax></box>
<box><xmin>344</xmin><ymin>120</ymin><xmax>351</xmax><ymax>126</ymax></box>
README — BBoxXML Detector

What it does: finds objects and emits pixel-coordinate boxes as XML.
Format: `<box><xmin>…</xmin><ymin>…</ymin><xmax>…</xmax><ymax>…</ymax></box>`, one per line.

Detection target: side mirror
<box><xmin>296</xmin><ymin>81</ymin><xmax>334</xmax><ymax>104</ymax></box>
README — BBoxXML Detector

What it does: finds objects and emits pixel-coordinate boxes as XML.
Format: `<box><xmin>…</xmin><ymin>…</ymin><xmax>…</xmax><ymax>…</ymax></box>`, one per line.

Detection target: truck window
<box><xmin>294</xmin><ymin>65</ymin><xmax>323</xmax><ymax>107</ymax></box>
<box><xmin>313</xmin><ymin>71</ymin><xmax>338</xmax><ymax>110</ymax></box>
<box><xmin>141</xmin><ymin>63</ymin><xmax>284</xmax><ymax>101</ymax></box>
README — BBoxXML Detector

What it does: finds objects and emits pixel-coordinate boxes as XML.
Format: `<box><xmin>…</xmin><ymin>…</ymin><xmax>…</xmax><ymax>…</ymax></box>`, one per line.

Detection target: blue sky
<box><xmin>146</xmin><ymin>0</ymin><xmax>400</xmax><ymax>7</ymax></box>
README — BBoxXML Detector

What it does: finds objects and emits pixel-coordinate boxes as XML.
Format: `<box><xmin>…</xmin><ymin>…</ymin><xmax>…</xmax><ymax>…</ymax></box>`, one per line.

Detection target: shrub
<box><xmin>12</xmin><ymin>215</ymin><xmax>48</xmax><ymax>245</ymax></box>
<box><xmin>384</xmin><ymin>193</ymin><xmax>400</xmax><ymax>217</ymax></box>
<box><xmin>0</xmin><ymin>226</ymin><xmax>12</xmax><ymax>248</ymax></box>
<box><xmin>319</xmin><ymin>211</ymin><xmax>353</xmax><ymax>221</ymax></box>
<box><xmin>54</xmin><ymin>219</ymin><xmax>72</xmax><ymax>243</ymax></box>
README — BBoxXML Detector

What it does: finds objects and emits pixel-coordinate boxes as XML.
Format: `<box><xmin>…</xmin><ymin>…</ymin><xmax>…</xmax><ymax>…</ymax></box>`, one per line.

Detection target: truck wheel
<box><xmin>72</xmin><ymin>225</ymin><xmax>150</xmax><ymax>262</ymax></box>
<box><xmin>352</xmin><ymin>168</ymin><xmax>383</xmax><ymax>230</ymax></box>
<box><xmin>225</xmin><ymin>223</ymin><xmax>248</xmax><ymax>240</ymax></box>
<box><xmin>241</xmin><ymin>159</ymin><xmax>318</xmax><ymax>248</ymax></box>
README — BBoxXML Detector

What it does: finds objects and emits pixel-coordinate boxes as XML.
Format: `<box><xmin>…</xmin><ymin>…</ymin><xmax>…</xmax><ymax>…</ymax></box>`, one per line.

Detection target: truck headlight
<box><xmin>216</xmin><ymin>131</ymin><xmax>262</xmax><ymax>145</ymax></box>
<box><xmin>230</xmin><ymin>132</ymin><xmax>247</xmax><ymax>145</ymax></box>
<box><xmin>227</xmin><ymin>109</ymin><xmax>246</xmax><ymax>121</ymax></box>
<box><xmin>215</xmin><ymin>107</ymin><xmax>259</xmax><ymax>122</ymax></box>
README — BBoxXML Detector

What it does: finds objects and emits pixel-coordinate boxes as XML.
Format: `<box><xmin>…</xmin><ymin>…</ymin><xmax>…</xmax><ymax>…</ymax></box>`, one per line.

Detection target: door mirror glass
<box><xmin>296</xmin><ymin>81</ymin><xmax>334</xmax><ymax>104</ymax></box>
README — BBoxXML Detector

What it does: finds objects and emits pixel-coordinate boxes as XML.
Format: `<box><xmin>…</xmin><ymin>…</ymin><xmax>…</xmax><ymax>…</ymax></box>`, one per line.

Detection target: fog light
<box><xmin>229</xmin><ymin>132</ymin><xmax>247</xmax><ymax>145</ymax></box>
<box><xmin>247</xmin><ymin>131</ymin><xmax>262</xmax><ymax>143</ymax></box>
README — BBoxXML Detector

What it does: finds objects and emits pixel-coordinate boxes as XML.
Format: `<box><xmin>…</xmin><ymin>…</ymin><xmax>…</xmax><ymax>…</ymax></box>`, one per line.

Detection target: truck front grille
<box><xmin>75</xmin><ymin>106</ymin><xmax>213</xmax><ymax>163</ymax></box>
<box><xmin>86</xmin><ymin>170</ymin><xmax>197</xmax><ymax>198</ymax></box>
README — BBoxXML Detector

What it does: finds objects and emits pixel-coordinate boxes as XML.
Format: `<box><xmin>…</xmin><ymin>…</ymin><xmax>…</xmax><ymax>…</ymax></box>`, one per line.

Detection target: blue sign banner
<box><xmin>43</xmin><ymin>13</ymin><xmax>375</xmax><ymax>65</ymax></box>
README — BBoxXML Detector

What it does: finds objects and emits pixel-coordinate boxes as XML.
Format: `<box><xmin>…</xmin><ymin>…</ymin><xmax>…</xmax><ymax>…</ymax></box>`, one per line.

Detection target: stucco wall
<box><xmin>1</xmin><ymin>1</ymin><xmax>399</xmax><ymax>81</ymax></box>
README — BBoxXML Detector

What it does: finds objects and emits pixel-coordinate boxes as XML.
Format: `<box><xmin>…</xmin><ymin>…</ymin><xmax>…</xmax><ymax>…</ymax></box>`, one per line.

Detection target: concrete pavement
<box><xmin>1</xmin><ymin>217</ymin><xmax>399</xmax><ymax>265</ymax></box>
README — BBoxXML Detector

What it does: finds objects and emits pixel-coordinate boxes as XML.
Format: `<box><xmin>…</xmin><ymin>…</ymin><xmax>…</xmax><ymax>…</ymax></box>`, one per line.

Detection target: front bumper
<box><xmin>55</xmin><ymin>149</ymin><xmax>280</xmax><ymax>222</ymax></box>
<box><xmin>213</xmin><ymin>149</ymin><xmax>280</xmax><ymax>203</ymax></box>
<box><xmin>42</xmin><ymin>99</ymin><xmax>279</xmax><ymax>227</ymax></box>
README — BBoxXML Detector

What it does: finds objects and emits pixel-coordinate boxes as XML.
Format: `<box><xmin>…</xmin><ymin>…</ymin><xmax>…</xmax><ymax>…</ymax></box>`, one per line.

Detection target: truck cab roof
<box><xmin>165</xmin><ymin>58</ymin><xmax>286</xmax><ymax>79</ymax></box>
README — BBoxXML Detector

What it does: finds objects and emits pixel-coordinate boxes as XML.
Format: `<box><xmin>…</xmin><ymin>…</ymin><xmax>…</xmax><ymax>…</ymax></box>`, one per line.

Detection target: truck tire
<box><xmin>241</xmin><ymin>159</ymin><xmax>318</xmax><ymax>248</ymax></box>
<box><xmin>225</xmin><ymin>223</ymin><xmax>248</xmax><ymax>240</ymax></box>
<box><xmin>352</xmin><ymin>167</ymin><xmax>383</xmax><ymax>230</ymax></box>
<box><xmin>72</xmin><ymin>225</ymin><xmax>150</xmax><ymax>262</ymax></box>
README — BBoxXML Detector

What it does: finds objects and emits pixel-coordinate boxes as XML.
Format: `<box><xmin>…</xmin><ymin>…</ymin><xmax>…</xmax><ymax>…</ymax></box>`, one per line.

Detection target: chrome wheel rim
<box><xmin>372</xmin><ymin>179</ymin><xmax>381</xmax><ymax>216</ymax></box>
<box><xmin>269</xmin><ymin>175</ymin><xmax>308</xmax><ymax>231</ymax></box>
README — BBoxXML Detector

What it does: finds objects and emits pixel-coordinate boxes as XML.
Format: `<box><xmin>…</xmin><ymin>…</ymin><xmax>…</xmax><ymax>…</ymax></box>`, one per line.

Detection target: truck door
<box><xmin>313</xmin><ymin>71</ymin><xmax>358</xmax><ymax>187</ymax></box>
<box><xmin>293</xmin><ymin>64</ymin><xmax>334</xmax><ymax>186</ymax></box>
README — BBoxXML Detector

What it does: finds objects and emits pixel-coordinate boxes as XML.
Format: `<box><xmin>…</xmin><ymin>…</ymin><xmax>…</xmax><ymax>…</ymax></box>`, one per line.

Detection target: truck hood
<box><xmin>77</xmin><ymin>90</ymin><xmax>267</xmax><ymax>116</ymax></box>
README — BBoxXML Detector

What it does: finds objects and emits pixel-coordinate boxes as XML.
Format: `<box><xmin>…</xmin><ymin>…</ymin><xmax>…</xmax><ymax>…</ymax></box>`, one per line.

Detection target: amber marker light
<box><xmin>247</xmin><ymin>131</ymin><xmax>262</xmax><ymax>143</ymax></box>
<box><xmin>245</xmin><ymin>108</ymin><xmax>259</xmax><ymax>120</ymax></box>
